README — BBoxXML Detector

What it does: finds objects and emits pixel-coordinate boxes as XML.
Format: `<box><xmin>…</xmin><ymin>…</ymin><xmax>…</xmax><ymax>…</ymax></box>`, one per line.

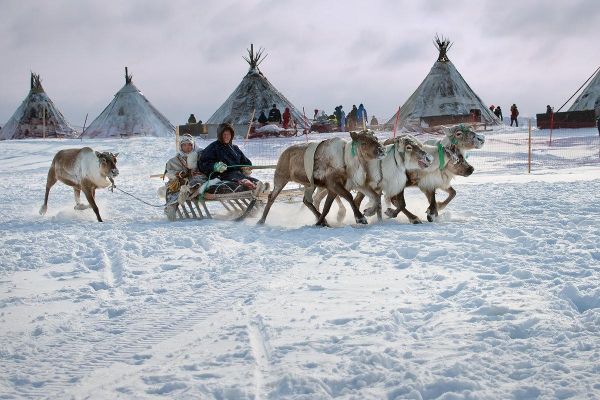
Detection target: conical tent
<box><xmin>387</xmin><ymin>36</ymin><xmax>499</xmax><ymax>127</ymax></box>
<box><xmin>567</xmin><ymin>66</ymin><xmax>600</xmax><ymax>115</ymax></box>
<box><xmin>81</xmin><ymin>68</ymin><xmax>174</xmax><ymax>138</ymax></box>
<box><xmin>0</xmin><ymin>73</ymin><xmax>77</xmax><ymax>140</ymax></box>
<box><xmin>206</xmin><ymin>44</ymin><xmax>309</xmax><ymax>137</ymax></box>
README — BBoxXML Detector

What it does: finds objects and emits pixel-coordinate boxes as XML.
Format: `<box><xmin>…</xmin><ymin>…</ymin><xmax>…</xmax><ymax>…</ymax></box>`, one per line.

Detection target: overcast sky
<box><xmin>1</xmin><ymin>0</ymin><xmax>598</xmax><ymax>126</ymax></box>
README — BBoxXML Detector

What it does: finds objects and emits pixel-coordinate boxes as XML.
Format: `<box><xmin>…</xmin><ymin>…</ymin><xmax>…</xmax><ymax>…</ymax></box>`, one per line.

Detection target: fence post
<box><xmin>549</xmin><ymin>111</ymin><xmax>554</xmax><ymax>146</ymax></box>
<box><xmin>175</xmin><ymin>125</ymin><xmax>180</xmax><ymax>152</ymax></box>
<box><xmin>528</xmin><ymin>119</ymin><xmax>532</xmax><ymax>173</ymax></box>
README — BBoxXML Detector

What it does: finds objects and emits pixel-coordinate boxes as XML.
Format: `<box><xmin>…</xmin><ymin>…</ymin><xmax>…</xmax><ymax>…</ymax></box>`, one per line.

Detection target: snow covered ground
<box><xmin>1</xmin><ymin>132</ymin><xmax>599</xmax><ymax>399</ymax></box>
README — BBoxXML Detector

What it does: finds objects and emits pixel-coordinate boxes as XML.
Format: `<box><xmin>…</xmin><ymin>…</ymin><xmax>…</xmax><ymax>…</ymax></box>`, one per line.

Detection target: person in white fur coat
<box><xmin>163</xmin><ymin>134</ymin><xmax>206</xmax><ymax>219</ymax></box>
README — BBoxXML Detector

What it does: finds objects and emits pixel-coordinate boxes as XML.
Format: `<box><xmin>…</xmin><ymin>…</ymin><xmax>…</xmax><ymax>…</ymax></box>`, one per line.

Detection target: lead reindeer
<box><xmin>40</xmin><ymin>147</ymin><xmax>119</xmax><ymax>222</ymax></box>
<box><xmin>258</xmin><ymin>130</ymin><xmax>385</xmax><ymax>227</ymax></box>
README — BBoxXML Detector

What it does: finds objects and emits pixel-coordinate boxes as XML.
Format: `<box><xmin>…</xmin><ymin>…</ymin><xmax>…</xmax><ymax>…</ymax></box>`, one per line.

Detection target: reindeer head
<box><xmin>95</xmin><ymin>151</ymin><xmax>119</xmax><ymax>179</ymax></box>
<box><xmin>388</xmin><ymin>135</ymin><xmax>433</xmax><ymax>170</ymax></box>
<box><xmin>349</xmin><ymin>130</ymin><xmax>385</xmax><ymax>161</ymax></box>
<box><xmin>443</xmin><ymin>145</ymin><xmax>474</xmax><ymax>176</ymax></box>
<box><xmin>443</xmin><ymin>124</ymin><xmax>485</xmax><ymax>150</ymax></box>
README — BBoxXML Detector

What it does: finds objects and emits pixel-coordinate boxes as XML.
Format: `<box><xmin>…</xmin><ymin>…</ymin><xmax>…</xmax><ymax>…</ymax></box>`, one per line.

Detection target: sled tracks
<box><xmin>0</xmin><ymin>280</ymin><xmax>258</xmax><ymax>399</ymax></box>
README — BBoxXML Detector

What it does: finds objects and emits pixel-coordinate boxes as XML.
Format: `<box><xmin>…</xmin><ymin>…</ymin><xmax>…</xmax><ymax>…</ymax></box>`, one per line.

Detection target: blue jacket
<box><xmin>198</xmin><ymin>140</ymin><xmax>252</xmax><ymax>181</ymax></box>
<box><xmin>357</xmin><ymin>105</ymin><xmax>367</xmax><ymax>124</ymax></box>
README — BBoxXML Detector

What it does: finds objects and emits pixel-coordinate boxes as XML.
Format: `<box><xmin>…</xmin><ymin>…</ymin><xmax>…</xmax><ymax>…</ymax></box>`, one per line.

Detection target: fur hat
<box><xmin>180</xmin><ymin>134</ymin><xmax>194</xmax><ymax>147</ymax></box>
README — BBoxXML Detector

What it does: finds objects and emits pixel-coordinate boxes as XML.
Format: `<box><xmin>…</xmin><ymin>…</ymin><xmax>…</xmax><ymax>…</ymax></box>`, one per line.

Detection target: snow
<box><xmin>0</xmin><ymin>130</ymin><xmax>599</xmax><ymax>399</ymax></box>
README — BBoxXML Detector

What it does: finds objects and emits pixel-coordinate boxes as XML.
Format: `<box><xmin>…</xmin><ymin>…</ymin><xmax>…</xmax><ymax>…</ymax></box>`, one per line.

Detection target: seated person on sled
<box><xmin>198</xmin><ymin>123</ymin><xmax>266</xmax><ymax>192</ymax></box>
<box><xmin>164</xmin><ymin>134</ymin><xmax>207</xmax><ymax>219</ymax></box>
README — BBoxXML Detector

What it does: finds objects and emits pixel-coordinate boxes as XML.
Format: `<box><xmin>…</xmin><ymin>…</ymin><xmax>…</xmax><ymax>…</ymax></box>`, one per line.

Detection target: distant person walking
<box><xmin>510</xmin><ymin>104</ymin><xmax>519</xmax><ymax>127</ymax></box>
<box><xmin>597</xmin><ymin>116</ymin><xmax>600</xmax><ymax>136</ymax></box>
<box><xmin>494</xmin><ymin>106</ymin><xmax>503</xmax><ymax>121</ymax></box>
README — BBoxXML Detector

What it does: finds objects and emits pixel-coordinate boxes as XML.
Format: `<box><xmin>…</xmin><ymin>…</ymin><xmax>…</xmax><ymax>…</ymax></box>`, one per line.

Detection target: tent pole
<box><xmin>244</xmin><ymin>108</ymin><xmax>255</xmax><ymax>143</ymax></box>
<box><xmin>392</xmin><ymin>106</ymin><xmax>401</xmax><ymax>138</ymax></box>
<box><xmin>175</xmin><ymin>125</ymin><xmax>180</xmax><ymax>152</ymax></box>
<box><xmin>43</xmin><ymin>106</ymin><xmax>46</xmax><ymax>138</ymax></box>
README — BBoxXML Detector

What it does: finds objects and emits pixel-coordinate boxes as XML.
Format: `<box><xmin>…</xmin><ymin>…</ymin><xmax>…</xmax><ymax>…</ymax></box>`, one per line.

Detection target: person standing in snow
<box><xmin>357</xmin><ymin>104</ymin><xmax>368</xmax><ymax>127</ymax></box>
<box><xmin>348</xmin><ymin>105</ymin><xmax>358</xmax><ymax>130</ymax></box>
<box><xmin>510</xmin><ymin>104</ymin><xmax>519</xmax><ymax>127</ymax></box>
<box><xmin>268</xmin><ymin>104</ymin><xmax>282</xmax><ymax>124</ymax></box>
<box><xmin>340</xmin><ymin>108</ymin><xmax>346</xmax><ymax>132</ymax></box>
<box><xmin>282</xmin><ymin>107</ymin><xmax>291</xmax><ymax>129</ymax></box>
<box><xmin>494</xmin><ymin>106</ymin><xmax>503</xmax><ymax>121</ymax></box>
<box><xmin>164</xmin><ymin>134</ymin><xmax>207</xmax><ymax>220</ymax></box>
<box><xmin>199</xmin><ymin>123</ymin><xmax>260</xmax><ymax>191</ymax></box>
<box><xmin>597</xmin><ymin>116</ymin><xmax>600</xmax><ymax>136</ymax></box>
<box><xmin>370</xmin><ymin>115</ymin><xmax>379</xmax><ymax>127</ymax></box>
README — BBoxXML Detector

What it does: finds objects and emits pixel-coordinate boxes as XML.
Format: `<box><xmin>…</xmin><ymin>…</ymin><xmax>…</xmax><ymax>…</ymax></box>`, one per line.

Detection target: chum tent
<box><xmin>0</xmin><ymin>73</ymin><xmax>77</xmax><ymax>140</ymax></box>
<box><xmin>567</xmin><ymin>66</ymin><xmax>600</xmax><ymax>115</ymax></box>
<box><xmin>386</xmin><ymin>36</ymin><xmax>500</xmax><ymax>128</ymax></box>
<box><xmin>81</xmin><ymin>68</ymin><xmax>174</xmax><ymax>138</ymax></box>
<box><xmin>206</xmin><ymin>44</ymin><xmax>309</xmax><ymax>138</ymax></box>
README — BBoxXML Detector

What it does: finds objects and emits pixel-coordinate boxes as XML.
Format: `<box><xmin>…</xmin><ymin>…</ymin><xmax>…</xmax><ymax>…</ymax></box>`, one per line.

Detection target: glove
<box><xmin>213</xmin><ymin>162</ymin><xmax>228</xmax><ymax>173</ymax></box>
<box><xmin>241</xmin><ymin>166</ymin><xmax>252</xmax><ymax>176</ymax></box>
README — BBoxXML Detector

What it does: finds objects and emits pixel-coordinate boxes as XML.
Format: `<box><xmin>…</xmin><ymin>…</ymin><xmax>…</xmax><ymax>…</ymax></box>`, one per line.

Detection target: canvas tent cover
<box><xmin>82</xmin><ymin>69</ymin><xmax>174</xmax><ymax>138</ymax></box>
<box><xmin>0</xmin><ymin>74</ymin><xmax>77</xmax><ymax>140</ymax></box>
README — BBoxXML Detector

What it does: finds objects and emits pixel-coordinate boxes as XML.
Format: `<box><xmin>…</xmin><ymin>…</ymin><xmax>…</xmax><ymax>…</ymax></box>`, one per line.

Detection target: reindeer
<box><xmin>386</xmin><ymin>142</ymin><xmax>474</xmax><ymax>223</ymax></box>
<box><xmin>258</xmin><ymin>130</ymin><xmax>384</xmax><ymax>227</ymax></box>
<box><xmin>314</xmin><ymin>135</ymin><xmax>434</xmax><ymax>221</ymax></box>
<box><xmin>40</xmin><ymin>147</ymin><xmax>119</xmax><ymax>222</ymax></box>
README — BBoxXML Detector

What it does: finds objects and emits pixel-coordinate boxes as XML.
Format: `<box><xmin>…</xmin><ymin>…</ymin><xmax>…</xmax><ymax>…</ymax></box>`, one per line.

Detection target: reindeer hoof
<box><xmin>74</xmin><ymin>204</ymin><xmax>89</xmax><ymax>210</ymax></box>
<box><xmin>426</xmin><ymin>211</ymin><xmax>438</xmax><ymax>223</ymax></box>
<box><xmin>363</xmin><ymin>207</ymin><xmax>377</xmax><ymax>217</ymax></box>
<box><xmin>39</xmin><ymin>205</ymin><xmax>47</xmax><ymax>215</ymax></box>
<box><xmin>256</xmin><ymin>219</ymin><xmax>266</xmax><ymax>225</ymax></box>
<box><xmin>356</xmin><ymin>216</ymin><xmax>368</xmax><ymax>224</ymax></box>
<box><xmin>384</xmin><ymin>208</ymin><xmax>396</xmax><ymax>218</ymax></box>
<box><xmin>410</xmin><ymin>218</ymin><xmax>422</xmax><ymax>224</ymax></box>
<box><xmin>315</xmin><ymin>220</ymin><xmax>330</xmax><ymax>227</ymax></box>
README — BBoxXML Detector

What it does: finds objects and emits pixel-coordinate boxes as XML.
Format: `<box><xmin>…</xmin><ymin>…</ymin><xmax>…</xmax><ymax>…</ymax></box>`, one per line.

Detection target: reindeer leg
<box><xmin>436</xmin><ymin>186</ymin><xmax>456</xmax><ymax>211</ymax></box>
<box><xmin>333</xmin><ymin>182</ymin><xmax>367</xmax><ymax>224</ymax></box>
<box><xmin>334</xmin><ymin>196</ymin><xmax>346</xmax><ymax>223</ymax></box>
<box><xmin>359</xmin><ymin>187</ymin><xmax>382</xmax><ymax>221</ymax></box>
<box><xmin>82</xmin><ymin>183</ymin><xmax>102</xmax><ymax>222</ymax></box>
<box><xmin>315</xmin><ymin>191</ymin><xmax>336</xmax><ymax>227</ymax></box>
<box><xmin>73</xmin><ymin>188</ymin><xmax>89</xmax><ymax>210</ymax></box>
<box><xmin>313</xmin><ymin>187</ymin><xmax>327</xmax><ymax>211</ymax></box>
<box><xmin>386</xmin><ymin>191</ymin><xmax>421</xmax><ymax>224</ymax></box>
<box><xmin>425</xmin><ymin>190</ymin><xmax>438</xmax><ymax>222</ymax></box>
<box><xmin>302</xmin><ymin>186</ymin><xmax>329</xmax><ymax>221</ymax></box>
<box><xmin>40</xmin><ymin>166</ymin><xmax>57</xmax><ymax>215</ymax></box>
<box><xmin>257</xmin><ymin>177</ymin><xmax>287</xmax><ymax>225</ymax></box>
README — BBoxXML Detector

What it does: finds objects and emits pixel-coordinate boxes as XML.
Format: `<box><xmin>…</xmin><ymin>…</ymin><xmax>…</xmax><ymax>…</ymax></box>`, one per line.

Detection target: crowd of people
<box><xmin>333</xmin><ymin>104</ymin><xmax>371</xmax><ymax>131</ymax></box>
<box><xmin>256</xmin><ymin>104</ymin><xmax>294</xmax><ymax>129</ymax></box>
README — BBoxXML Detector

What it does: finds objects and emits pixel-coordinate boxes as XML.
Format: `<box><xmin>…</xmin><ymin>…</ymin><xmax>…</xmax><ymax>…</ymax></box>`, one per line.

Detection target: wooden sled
<box><xmin>170</xmin><ymin>187</ymin><xmax>304</xmax><ymax>222</ymax></box>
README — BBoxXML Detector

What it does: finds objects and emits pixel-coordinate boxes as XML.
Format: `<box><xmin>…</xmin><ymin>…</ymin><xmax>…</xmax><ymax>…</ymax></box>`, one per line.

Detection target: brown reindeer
<box><xmin>258</xmin><ymin>131</ymin><xmax>385</xmax><ymax>227</ymax></box>
<box><xmin>40</xmin><ymin>147</ymin><xmax>119</xmax><ymax>222</ymax></box>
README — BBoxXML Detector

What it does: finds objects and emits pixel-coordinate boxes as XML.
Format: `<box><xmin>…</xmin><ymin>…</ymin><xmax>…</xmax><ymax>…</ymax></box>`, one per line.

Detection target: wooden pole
<box><xmin>244</xmin><ymin>108</ymin><xmax>256</xmax><ymax>143</ymax></box>
<box><xmin>528</xmin><ymin>118</ymin><xmax>532</xmax><ymax>174</ymax></box>
<box><xmin>549</xmin><ymin>111</ymin><xmax>554</xmax><ymax>146</ymax></box>
<box><xmin>42</xmin><ymin>106</ymin><xmax>46</xmax><ymax>138</ymax></box>
<box><xmin>175</xmin><ymin>125</ymin><xmax>180</xmax><ymax>152</ymax></box>
<box><xmin>81</xmin><ymin>113</ymin><xmax>88</xmax><ymax>138</ymax></box>
<box><xmin>392</xmin><ymin>106</ymin><xmax>401</xmax><ymax>138</ymax></box>
<box><xmin>302</xmin><ymin>107</ymin><xmax>309</xmax><ymax>141</ymax></box>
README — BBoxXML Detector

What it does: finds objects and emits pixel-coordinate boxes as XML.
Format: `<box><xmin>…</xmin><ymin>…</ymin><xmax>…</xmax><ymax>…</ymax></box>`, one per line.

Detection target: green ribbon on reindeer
<box><xmin>438</xmin><ymin>142</ymin><xmax>445</xmax><ymax>171</ymax></box>
<box><xmin>351</xmin><ymin>140</ymin><xmax>357</xmax><ymax>157</ymax></box>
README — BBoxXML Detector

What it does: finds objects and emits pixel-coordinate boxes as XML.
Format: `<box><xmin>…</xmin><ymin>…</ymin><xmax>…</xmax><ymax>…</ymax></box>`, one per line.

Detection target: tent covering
<box><xmin>0</xmin><ymin>73</ymin><xmax>77</xmax><ymax>140</ymax></box>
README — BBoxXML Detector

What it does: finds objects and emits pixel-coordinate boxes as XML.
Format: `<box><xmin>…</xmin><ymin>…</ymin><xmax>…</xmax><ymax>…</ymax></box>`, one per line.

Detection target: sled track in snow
<box><xmin>0</xmin><ymin>280</ymin><xmax>258</xmax><ymax>399</ymax></box>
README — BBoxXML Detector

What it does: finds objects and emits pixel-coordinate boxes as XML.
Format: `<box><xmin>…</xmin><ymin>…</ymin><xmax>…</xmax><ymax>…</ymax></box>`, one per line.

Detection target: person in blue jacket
<box><xmin>357</xmin><ymin>104</ymin><xmax>368</xmax><ymax>126</ymax></box>
<box><xmin>199</xmin><ymin>123</ymin><xmax>259</xmax><ymax>190</ymax></box>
